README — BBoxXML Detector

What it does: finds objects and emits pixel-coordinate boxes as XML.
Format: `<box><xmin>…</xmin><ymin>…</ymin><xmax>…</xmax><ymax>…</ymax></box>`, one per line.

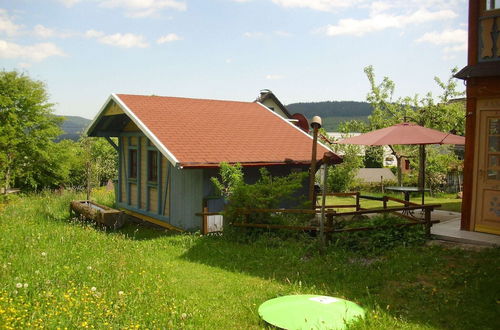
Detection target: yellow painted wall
<box><xmin>119</xmin><ymin>133</ymin><xmax>171</xmax><ymax>218</ymax></box>
<box><xmin>140</xmin><ymin>137</ymin><xmax>148</xmax><ymax>210</ymax></box>
<box><xmin>120</xmin><ymin>136</ymin><xmax>127</xmax><ymax>203</ymax></box>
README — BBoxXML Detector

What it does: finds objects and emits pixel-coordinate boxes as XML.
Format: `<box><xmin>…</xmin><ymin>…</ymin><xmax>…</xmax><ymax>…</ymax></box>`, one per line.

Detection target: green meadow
<box><xmin>0</xmin><ymin>190</ymin><xmax>498</xmax><ymax>329</ymax></box>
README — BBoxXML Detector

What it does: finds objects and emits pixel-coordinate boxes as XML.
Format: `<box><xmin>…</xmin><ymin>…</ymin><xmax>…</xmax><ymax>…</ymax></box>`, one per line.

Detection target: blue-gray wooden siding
<box><xmin>170</xmin><ymin>167</ymin><xmax>204</xmax><ymax>230</ymax></box>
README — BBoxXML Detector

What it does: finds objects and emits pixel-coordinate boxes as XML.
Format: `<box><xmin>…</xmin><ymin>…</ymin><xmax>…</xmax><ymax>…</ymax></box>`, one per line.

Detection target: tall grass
<box><xmin>0</xmin><ymin>191</ymin><xmax>498</xmax><ymax>329</ymax></box>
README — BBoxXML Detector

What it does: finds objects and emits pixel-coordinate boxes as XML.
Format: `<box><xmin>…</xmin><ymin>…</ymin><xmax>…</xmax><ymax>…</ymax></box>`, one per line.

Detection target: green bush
<box><xmin>330</xmin><ymin>214</ymin><xmax>426</xmax><ymax>254</ymax></box>
<box><xmin>211</xmin><ymin>163</ymin><xmax>309</xmax><ymax>234</ymax></box>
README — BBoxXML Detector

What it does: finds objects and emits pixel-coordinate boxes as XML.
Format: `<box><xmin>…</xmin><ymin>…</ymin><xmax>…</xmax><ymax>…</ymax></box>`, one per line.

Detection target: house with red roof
<box><xmin>87</xmin><ymin>91</ymin><xmax>338</xmax><ymax>231</ymax></box>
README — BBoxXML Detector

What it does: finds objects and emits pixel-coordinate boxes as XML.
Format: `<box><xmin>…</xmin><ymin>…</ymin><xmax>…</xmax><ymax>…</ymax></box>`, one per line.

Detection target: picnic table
<box><xmin>385</xmin><ymin>186</ymin><xmax>430</xmax><ymax>204</ymax></box>
<box><xmin>385</xmin><ymin>187</ymin><xmax>431</xmax><ymax>218</ymax></box>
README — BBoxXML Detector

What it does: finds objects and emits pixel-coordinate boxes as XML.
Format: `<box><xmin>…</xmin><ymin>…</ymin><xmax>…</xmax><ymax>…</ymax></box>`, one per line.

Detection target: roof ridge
<box><xmin>115</xmin><ymin>93</ymin><xmax>255</xmax><ymax>105</ymax></box>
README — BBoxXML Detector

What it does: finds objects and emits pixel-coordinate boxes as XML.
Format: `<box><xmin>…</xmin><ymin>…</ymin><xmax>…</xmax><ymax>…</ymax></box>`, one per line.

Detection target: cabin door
<box><xmin>473</xmin><ymin>107</ymin><xmax>500</xmax><ymax>235</ymax></box>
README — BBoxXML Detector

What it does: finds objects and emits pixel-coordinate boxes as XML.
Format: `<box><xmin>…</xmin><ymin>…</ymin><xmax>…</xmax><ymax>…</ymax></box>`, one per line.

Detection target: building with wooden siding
<box><xmin>455</xmin><ymin>0</ymin><xmax>500</xmax><ymax>235</ymax></box>
<box><xmin>87</xmin><ymin>92</ymin><xmax>338</xmax><ymax>231</ymax></box>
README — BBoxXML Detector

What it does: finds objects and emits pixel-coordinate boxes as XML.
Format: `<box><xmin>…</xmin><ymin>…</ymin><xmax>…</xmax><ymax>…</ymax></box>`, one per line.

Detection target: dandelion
<box><xmin>91</xmin><ymin>287</ymin><xmax>97</xmax><ymax>292</ymax></box>
<box><xmin>23</xmin><ymin>283</ymin><xmax>28</xmax><ymax>288</ymax></box>
<box><xmin>87</xmin><ymin>266</ymin><xmax>92</xmax><ymax>270</ymax></box>
<box><xmin>181</xmin><ymin>313</ymin><xmax>187</xmax><ymax>319</ymax></box>
<box><xmin>118</xmin><ymin>291</ymin><xmax>124</xmax><ymax>296</ymax></box>
<box><xmin>15</xmin><ymin>283</ymin><xmax>22</xmax><ymax>288</ymax></box>
<box><xmin>41</xmin><ymin>252</ymin><xmax>47</xmax><ymax>257</ymax></box>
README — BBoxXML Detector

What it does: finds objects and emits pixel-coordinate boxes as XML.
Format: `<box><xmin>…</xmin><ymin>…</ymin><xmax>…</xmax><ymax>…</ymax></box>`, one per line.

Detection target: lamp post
<box><xmin>309</xmin><ymin>116</ymin><xmax>322</xmax><ymax>209</ymax></box>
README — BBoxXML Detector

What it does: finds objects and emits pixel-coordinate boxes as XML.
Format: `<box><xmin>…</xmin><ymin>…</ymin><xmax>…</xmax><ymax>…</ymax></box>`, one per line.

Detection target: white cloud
<box><xmin>416</xmin><ymin>29</ymin><xmax>467</xmax><ymax>45</ymax></box>
<box><xmin>58</xmin><ymin>0</ymin><xmax>82</xmax><ymax>6</ymax></box>
<box><xmin>274</xmin><ymin>30</ymin><xmax>292</xmax><ymax>37</ymax></box>
<box><xmin>322</xmin><ymin>8</ymin><xmax>457</xmax><ymax>36</ymax></box>
<box><xmin>0</xmin><ymin>39</ymin><xmax>66</xmax><ymax>61</ymax></box>
<box><xmin>85</xmin><ymin>29</ymin><xmax>105</xmax><ymax>38</ymax></box>
<box><xmin>225</xmin><ymin>58</ymin><xmax>233</xmax><ymax>63</ymax></box>
<box><xmin>33</xmin><ymin>24</ymin><xmax>55</xmax><ymax>38</ymax></box>
<box><xmin>243</xmin><ymin>32</ymin><xmax>263</xmax><ymax>38</ymax></box>
<box><xmin>156</xmin><ymin>33</ymin><xmax>182</xmax><ymax>44</ymax></box>
<box><xmin>271</xmin><ymin>0</ymin><xmax>359</xmax><ymax>12</ymax></box>
<box><xmin>98</xmin><ymin>0</ymin><xmax>187</xmax><ymax>17</ymax></box>
<box><xmin>443</xmin><ymin>43</ymin><xmax>467</xmax><ymax>53</ymax></box>
<box><xmin>416</xmin><ymin>29</ymin><xmax>467</xmax><ymax>58</ymax></box>
<box><xmin>18</xmin><ymin>62</ymin><xmax>31</xmax><ymax>68</ymax></box>
<box><xmin>266</xmin><ymin>74</ymin><xmax>284</xmax><ymax>80</ymax></box>
<box><xmin>33</xmin><ymin>24</ymin><xmax>74</xmax><ymax>39</ymax></box>
<box><xmin>0</xmin><ymin>9</ymin><xmax>22</xmax><ymax>36</ymax></box>
<box><xmin>85</xmin><ymin>29</ymin><xmax>149</xmax><ymax>48</ymax></box>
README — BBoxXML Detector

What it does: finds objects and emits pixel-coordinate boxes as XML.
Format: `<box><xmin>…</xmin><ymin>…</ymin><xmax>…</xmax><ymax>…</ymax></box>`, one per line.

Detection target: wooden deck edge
<box><xmin>122</xmin><ymin>209</ymin><xmax>184</xmax><ymax>232</ymax></box>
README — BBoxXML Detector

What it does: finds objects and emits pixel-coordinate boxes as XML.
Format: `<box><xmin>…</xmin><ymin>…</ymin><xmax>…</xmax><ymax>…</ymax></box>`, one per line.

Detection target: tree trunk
<box><xmin>3</xmin><ymin>154</ymin><xmax>12</xmax><ymax>195</ymax></box>
<box><xmin>396</xmin><ymin>155</ymin><xmax>402</xmax><ymax>186</ymax></box>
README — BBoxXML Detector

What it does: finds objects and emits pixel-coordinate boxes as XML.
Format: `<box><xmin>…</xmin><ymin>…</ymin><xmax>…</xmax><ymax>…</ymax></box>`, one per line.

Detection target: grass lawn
<box><xmin>1</xmin><ymin>190</ymin><xmax>498</xmax><ymax>329</ymax></box>
<box><xmin>324</xmin><ymin>192</ymin><xmax>462</xmax><ymax>213</ymax></box>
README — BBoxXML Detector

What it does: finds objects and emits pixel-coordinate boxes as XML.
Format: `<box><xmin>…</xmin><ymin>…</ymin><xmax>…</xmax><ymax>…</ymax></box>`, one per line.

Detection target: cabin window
<box><xmin>148</xmin><ymin>150</ymin><xmax>158</xmax><ymax>182</ymax></box>
<box><xmin>486</xmin><ymin>0</ymin><xmax>500</xmax><ymax>10</ymax></box>
<box><xmin>129</xmin><ymin>149</ymin><xmax>138</xmax><ymax>179</ymax></box>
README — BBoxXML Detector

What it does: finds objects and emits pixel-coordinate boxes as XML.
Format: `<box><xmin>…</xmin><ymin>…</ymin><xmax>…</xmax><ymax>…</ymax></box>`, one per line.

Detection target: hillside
<box><xmin>286</xmin><ymin>101</ymin><xmax>372</xmax><ymax>131</ymax></box>
<box><xmin>57</xmin><ymin>115</ymin><xmax>92</xmax><ymax>141</ymax></box>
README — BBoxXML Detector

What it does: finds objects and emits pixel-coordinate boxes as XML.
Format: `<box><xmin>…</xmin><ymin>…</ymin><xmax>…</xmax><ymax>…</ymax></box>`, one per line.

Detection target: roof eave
<box><xmin>88</xmin><ymin>94</ymin><xmax>180</xmax><ymax>168</ymax></box>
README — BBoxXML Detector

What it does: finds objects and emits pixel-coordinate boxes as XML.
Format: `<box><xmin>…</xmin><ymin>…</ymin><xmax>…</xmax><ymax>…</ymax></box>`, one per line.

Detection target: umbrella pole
<box><xmin>419</xmin><ymin>144</ymin><xmax>426</xmax><ymax>206</ymax></box>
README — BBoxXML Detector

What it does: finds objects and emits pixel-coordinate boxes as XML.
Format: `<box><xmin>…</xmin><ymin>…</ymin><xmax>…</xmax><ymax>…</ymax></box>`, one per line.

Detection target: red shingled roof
<box><xmin>115</xmin><ymin>94</ymin><xmax>333</xmax><ymax>168</ymax></box>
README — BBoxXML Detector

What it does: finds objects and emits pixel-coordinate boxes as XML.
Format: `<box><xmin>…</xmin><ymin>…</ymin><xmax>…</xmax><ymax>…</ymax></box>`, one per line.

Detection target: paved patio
<box><xmin>430</xmin><ymin>210</ymin><xmax>500</xmax><ymax>247</ymax></box>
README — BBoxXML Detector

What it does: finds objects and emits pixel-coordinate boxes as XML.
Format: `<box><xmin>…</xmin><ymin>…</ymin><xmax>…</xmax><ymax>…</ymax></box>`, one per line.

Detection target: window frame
<box><xmin>147</xmin><ymin>150</ymin><xmax>159</xmax><ymax>183</ymax></box>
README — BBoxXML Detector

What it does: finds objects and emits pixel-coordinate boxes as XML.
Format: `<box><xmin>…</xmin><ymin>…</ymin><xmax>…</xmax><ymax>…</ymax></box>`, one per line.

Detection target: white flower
<box><xmin>34</xmin><ymin>270</ymin><xmax>40</xmax><ymax>274</ymax></box>
<box><xmin>41</xmin><ymin>252</ymin><xmax>47</xmax><ymax>257</ymax></box>
<box><xmin>91</xmin><ymin>287</ymin><xmax>97</xmax><ymax>292</ymax></box>
<box><xmin>15</xmin><ymin>283</ymin><xmax>22</xmax><ymax>288</ymax></box>
<box><xmin>87</xmin><ymin>266</ymin><xmax>92</xmax><ymax>270</ymax></box>
<box><xmin>23</xmin><ymin>283</ymin><xmax>28</xmax><ymax>288</ymax></box>
<box><xmin>118</xmin><ymin>291</ymin><xmax>124</xmax><ymax>295</ymax></box>
<box><xmin>181</xmin><ymin>313</ymin><xmax>187</xmax><ymax>319</ymax></box>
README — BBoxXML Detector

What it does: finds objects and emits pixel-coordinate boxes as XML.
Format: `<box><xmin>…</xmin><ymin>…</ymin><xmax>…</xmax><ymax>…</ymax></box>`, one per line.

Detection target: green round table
<box><xmin>258</xmin><ymin>295</ymin><xmax>365</xmax><ymax>329</ymax></box>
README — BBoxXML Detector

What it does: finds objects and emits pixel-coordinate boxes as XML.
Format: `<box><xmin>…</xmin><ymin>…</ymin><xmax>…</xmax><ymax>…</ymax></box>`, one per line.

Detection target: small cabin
<box><xmin>456</xmin><ymin>0</ymin><xmax>500</xmax><ymax>235</ymax></box>
<box><xmin>87</xmin><ymin>92</ymin><xmax>337</xmax><ymax>231</ymax></box>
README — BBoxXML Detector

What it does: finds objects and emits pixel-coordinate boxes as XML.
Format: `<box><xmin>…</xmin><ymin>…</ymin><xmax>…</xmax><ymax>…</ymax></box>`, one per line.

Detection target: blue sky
<box><xmin>0</xmin><ymin>0</ymin><xmax>467</xmax><ymax>119</ymax></box>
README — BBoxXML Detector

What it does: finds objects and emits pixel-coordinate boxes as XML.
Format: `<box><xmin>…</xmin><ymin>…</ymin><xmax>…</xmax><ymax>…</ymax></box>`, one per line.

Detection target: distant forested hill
<box><xmin>286</xmin><ymin>101</ymin><xmax>373</xmax><ymax>131</ymax></box>
<box><xmin>56</xmin><ymin>115</ymin><xmax>92</xmax><ymax>141</ymax></box>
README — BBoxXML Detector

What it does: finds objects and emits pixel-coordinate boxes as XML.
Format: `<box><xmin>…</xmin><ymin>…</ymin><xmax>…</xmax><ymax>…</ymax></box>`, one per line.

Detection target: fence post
<box><xmin>202</xmin><ymin>206</ymin><xmax>208</xmax><ymax>235</ymax></box>
<box><xmin>424</xmin><ymin>207</ymin><xmax>432</xmax><ymax>238</ymax></box>
<box><xmin>383</xmin><ymin>196</ymin><xmax>388</xmax><ymax>209</ymax></box>
<box><xmin>355</xmin><ymin>192</ymin><xmax>360</xmax><ymax>211</ymax></box>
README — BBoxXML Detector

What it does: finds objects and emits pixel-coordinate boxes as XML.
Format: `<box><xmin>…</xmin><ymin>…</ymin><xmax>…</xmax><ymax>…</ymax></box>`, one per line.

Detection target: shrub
<box><xmin>330</xmin><ymin>214</ymin><xmax>426</xmax><ymax>254</ymax></box>
<box><xmin>211</xmin><ymin>163</ymin><xmax>309</xmax><ymax>230</ymax></box>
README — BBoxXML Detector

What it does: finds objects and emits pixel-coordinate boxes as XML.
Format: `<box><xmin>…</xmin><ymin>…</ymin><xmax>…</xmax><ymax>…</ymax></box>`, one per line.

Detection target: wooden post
<box><xmin>319</xmin><ymin>163</ymin><xmax>328</xmax><ymax>246</ymax></box>
<box><xmin>419</xmin><ymin>144</ymin><xmax>426</xmax><ymax>206</ymax></box>
<box><xmin>309</xmin><ymin>125</ymin><xmax>320</xmax><ymax>208</ymax></box>
<box><xmin>355</xmin><ymin>192</ymin><xmax>360</xmax><ymax>211</ymax></box>
<box><xmin>424</xmin><ymin>207</ymin><xmax>432</xmax><ymax>238</ymax></box>
<box><xmin>383</xmin><ymin>196</ymin><xmax>388</xmax><ymax>209</ymax></box>
<box><xmin>202</xmin><ymin>206</ymin><xmax>208</xmax><ymax>235</ymax></box>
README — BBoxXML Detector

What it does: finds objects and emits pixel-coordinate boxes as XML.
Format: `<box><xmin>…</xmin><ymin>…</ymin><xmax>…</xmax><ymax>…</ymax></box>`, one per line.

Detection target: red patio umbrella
<box><xmin>336</xmin><ymin>122</ymin><xmax>465</xmax><ymax>204</ymax></box>
<box><xmin>336</xmin><ymin>122</ymin><xmax>465</xmax><ymax>146</ymax></box>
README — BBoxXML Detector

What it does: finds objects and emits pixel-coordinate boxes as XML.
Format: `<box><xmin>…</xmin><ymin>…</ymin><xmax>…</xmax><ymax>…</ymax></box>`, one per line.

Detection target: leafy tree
<box><xmin>319</xmin><ymin>129</ymin><xmax>363</xmax><ymax>192</ymax></box>
<box><xmin>363</xmin><ymin>146</ymin><xmax>384</xmax><ymax>168</ymax></box>
<box><xmin>0</xmin><ymin>71</ymin><xmax>62</xmax><ymax>192</ymax></box>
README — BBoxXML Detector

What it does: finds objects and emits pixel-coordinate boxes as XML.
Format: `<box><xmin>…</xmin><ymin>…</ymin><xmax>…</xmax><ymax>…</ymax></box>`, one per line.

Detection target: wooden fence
<box><xmin>196</xmin><ymin>202</ymin><xmax>440</xmax><ymax>237</ymax></box>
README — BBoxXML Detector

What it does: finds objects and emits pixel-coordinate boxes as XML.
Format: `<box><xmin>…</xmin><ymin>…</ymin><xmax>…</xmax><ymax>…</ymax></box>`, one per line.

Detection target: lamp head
<box><xmin>311</xmin><ymin>116</ymin><xmax>322</xmax><ymax>129</ymax></box>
